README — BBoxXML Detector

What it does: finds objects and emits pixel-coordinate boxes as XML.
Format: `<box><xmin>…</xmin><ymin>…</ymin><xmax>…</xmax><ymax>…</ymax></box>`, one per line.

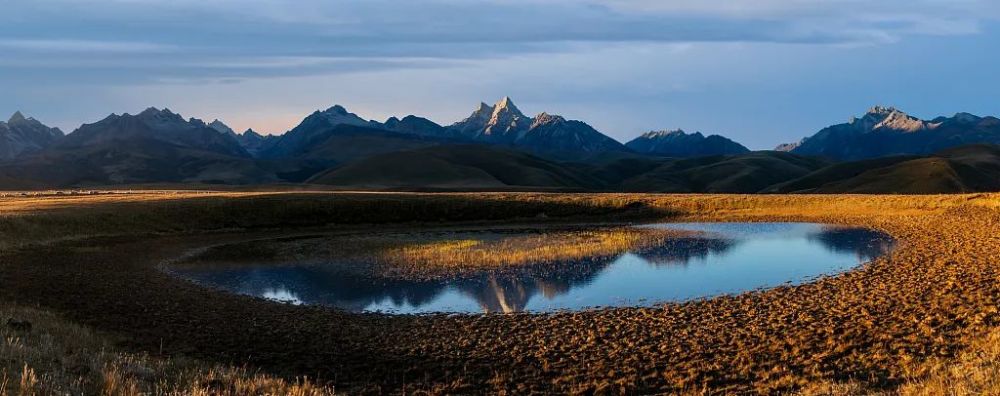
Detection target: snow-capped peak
<box><xmin>640</xmin><ymin>129</ymin><xmax>689</xmax><ymax>139</ymax></box>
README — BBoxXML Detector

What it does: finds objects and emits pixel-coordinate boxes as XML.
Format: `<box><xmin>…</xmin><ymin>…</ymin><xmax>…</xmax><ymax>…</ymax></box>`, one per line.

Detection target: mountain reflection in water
<box><xmin>172</xmin><ymin>223</ymin><xmax>894</xmax><ymax>314</ymax></box>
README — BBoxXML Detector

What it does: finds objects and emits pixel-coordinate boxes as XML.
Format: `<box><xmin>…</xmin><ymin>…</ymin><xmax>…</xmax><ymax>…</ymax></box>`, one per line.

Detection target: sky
<box><xmin>2</xmin><ymin>0</ymin><xmax>999</xmax><ymax>149</ymax></box>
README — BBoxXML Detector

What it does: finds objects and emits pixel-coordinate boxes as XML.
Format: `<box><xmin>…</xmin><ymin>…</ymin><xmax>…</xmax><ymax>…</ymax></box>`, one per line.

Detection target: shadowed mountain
<box><xmin>206</xmin><ymin>119</ymin><xmax>279</xmax><ymax>157</ymax></box>
<box><xmin>0</xmin><ymin>108</ymin><xmax>312</xmax><ymax>187</ymax></box>
<box><xmin>233</xmin><ymin>129</ymin><xmax>279</xmax><ymax>157</ymax></box>
<box><xmin>258</xmin><ymin>105</ymin><xmax>467</xmax><ymax>166</ymax></box>
<box><xmin>768</xmin><ymin>144</ymin><xmax>1000</xmax><ymax>194</ymax></box>
<box><xmin>785</xmin><ymin>106</ymin><xmax>1000</xmax><ymax>160</ymax></box>
<box><xmin>383</xmin><ymin>115</ymin><xmax>462</xmax><ymax>139</ymax></box>
<box><xmin>282</xmin><ymin>124</ymin><xmax>457</xmax><ymax>165</ymax></box>
<box><xmin>260</xmin><ymin>105</ymin><xmax>384</xmax><ymax>158</ymax></box>
<box><xmin>0</xmin><ymin>111</ymin><xmax>64</xmax><ymax>161</ymax></box>
<box><xmin>625</xmin><ymin>129</ymin><xmax>749</xmax><ymax>157</ymax></box>
<box><xmin>448</xmin><ymin>97</ymin><xmax>629</xmax><ymax>157</ymax></box>
<box><xmin>57</xmin><ymin>108</ymin><xmax>249</xmax><ymax>157</ymax></box>
<box><xmin>307</xmin><ymin>144</ymin><xmax>597</xmax><ymax>190</ymax></box>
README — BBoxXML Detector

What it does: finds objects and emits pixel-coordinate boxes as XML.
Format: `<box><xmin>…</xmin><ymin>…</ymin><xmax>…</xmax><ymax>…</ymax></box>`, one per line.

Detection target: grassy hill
<box><xmin>308</xmin><ymin>145</ymin><xmax>833</xmax><ymax>193</ymax></box>
<box><xmin>307</xmin><ymin>145</ymin><xmax>598</xmax><ymax>190</ymax></box>
<box><xmin>616</xmin><ymin>151</ymin><xmax>831</xmax><ymax>193</ymax></box>
<box><xmin>769</xmin><ymin>144</ymin><xmax>1000</xmax><ymax>194</ymax></box>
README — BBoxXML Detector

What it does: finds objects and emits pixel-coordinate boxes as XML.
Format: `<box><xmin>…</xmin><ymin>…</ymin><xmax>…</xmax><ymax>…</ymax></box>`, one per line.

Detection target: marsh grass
<box><xmin>0</xmin><ymin>303</ymin><xmax>335</xmax><ymax>396</ymax></box>
<box><xmin>180</xmin><ymin>227</ymin><xmax>688</xmax><ymax>282</ymax></box>
<box><xmin>379</xmin><ymin>228</ymin><xmax>684</xmax><ymax>269</ymax></box>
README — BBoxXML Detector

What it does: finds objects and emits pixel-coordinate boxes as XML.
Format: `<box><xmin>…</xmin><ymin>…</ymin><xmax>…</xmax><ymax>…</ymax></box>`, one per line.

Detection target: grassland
<box><xmin>381</xmin><ymin>228</ymin><xmax>684</xmax><ymax>270</ymax></box>
<box><xmin>0</xmin><ymin>302</ymin><xmax>335</xmax><ymax>396</ymax></box>
<box><xmin>2</xmin><ymin>191</ymin><xmax>1000</xmax><ymax>394</ymax></box>
<box><xmin>180</xmin><ymin>226</ymin><xmax>690</xmax><ymax>280</ymax></box>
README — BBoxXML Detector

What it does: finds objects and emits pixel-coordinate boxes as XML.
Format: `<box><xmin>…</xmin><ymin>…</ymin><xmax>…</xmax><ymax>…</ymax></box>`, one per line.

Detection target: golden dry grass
<box><xmin>896</xmin><ymin>328</ymin><xmax>1000</xmax><ymax>395</ymax></box>
<box><xmin>0</xmin><ymin>302</ymin><xmax>335</xmax><ymax>396</ymax></box>
<box><xmin>179</xmin><ymin>226</ymin><xmax>690</xmax><ymax>281</ymax></box>
<box><xmin>4</xmin><ymin>191</ymin><xmax>1000</xmax><ymax>394</ymax></box>
<box><xmin>380</xmin><ymin>228</ymin><xmax>679</xmax><ymax>268</ymax></box>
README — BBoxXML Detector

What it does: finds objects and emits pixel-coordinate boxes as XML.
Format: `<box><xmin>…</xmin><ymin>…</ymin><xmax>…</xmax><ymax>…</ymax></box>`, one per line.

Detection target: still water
<box><xmin>171</xmin><ymin>223</ymin><xmax>894</xmax><ymax>314</ymax></box>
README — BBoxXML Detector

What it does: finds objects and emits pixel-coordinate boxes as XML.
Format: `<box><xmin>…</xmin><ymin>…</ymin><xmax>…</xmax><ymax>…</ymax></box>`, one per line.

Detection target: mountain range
<box><xmin>0</xmin><ymin>111</ymin><xmax>64</xmax><ymax>160</ymax></box>
<box><xmin>625</xmin><ymin>129</ymin><xmax>748</xmax><ymax>157</ymax></box>
<box><xmin>779</xmin><ymin>106</ymin><xmax>1000</xmax><ymax>160</ymax></box>
<box><xmin>2</xmin><ymin>99</ymin><xmax>1000</xmax><ymax>193</ymax></box>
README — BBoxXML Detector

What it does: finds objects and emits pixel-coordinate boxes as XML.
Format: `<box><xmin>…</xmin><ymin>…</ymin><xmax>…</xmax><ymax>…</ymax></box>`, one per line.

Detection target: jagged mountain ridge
<box><xmin>56</xmin><ymin>107</ymin><xmax>249</xmax><ymax>158</ymax></box>
<box><xmin>259</xmin><ymin>105</ymin><xmax>455</xmax><ymax>159</ymax></box>
<box><xmin>0</xmin><ymin>111</ymin><xmax>65</xmax><ymax>161</ymax></box>
<box><xmin>625</xmin><ymin>129</ymin><xmax>749</xmax><ymax>157</ymax></box>
<box><xmin>0</xmin><ymin>108</ymin><xmax>311</xmax><ymax>186</ymax></box>
<box><xmin>446</xmin><ymin>97</ymin><xmax>629</xmax><ymax>156</ymax></box>
<box><xmin>205</xmin><ymin>118</ymin><xmax>278</xmax><ymax>157</ymax></box>
<box><xmin>8</xmin><ymin>102</ymin><xmax>1000</xmax><ymax>194</ymax></box>
<box><xmin>787</xmin><ymin>106</ymin><xmax>1000</xmax><ymax>160</ymax></box>
<box><xmin>259</xmin><ymin>96</ymin><xmax>630</xmax><ymax>160</ymax></box>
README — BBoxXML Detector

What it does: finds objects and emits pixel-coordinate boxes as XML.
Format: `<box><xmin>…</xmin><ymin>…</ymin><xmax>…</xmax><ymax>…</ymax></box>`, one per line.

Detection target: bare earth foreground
<box><xmin>2</xmin><ymin>191</ymin><xmax>1000</xmax><ymax>394</ymax></box>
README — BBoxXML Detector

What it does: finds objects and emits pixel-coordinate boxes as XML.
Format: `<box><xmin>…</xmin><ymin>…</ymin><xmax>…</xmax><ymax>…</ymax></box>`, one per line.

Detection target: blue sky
<box><xmin>2</xmin><ymin>0</ymin><xmax>999</xmax><ymax>149</ymax></box>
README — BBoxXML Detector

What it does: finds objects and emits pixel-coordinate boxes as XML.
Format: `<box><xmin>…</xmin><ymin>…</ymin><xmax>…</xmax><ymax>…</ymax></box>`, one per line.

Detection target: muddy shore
<box><xmin>2</xmin><ymin>193</ymin><xmax>999</xmax><ymax>394</ymax></box>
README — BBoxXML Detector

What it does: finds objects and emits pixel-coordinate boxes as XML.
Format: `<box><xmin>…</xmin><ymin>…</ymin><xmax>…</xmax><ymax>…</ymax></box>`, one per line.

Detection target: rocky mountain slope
<box><xmin>6</xmin><ymin>101</ymin><xmax>1000</xmax><ymax>194</ymax></box>
<box><xmin>625</xmin><ymin>129</ymin><xmax>749</xmax><ymax>157</ymax></box>
<box><xmin>56</xmin><ymin>108</ymin><xmax>249</xmax><ymax>157</ymax></box>
<box><xmin>0</xmin><ymin>112</ymin><xmax>64</xmax><ymax>161</ymax></box>
<box><xmin>447</xmin><ymin>97</ymin><xmax>629</xmax><ymax>156</ymax></box>
<box><xmin>0</xmin><ymin>108</ymin><xmax>308</xmax><ymax>186</ymax></box>
<box><xmin>785</xmin><ymin>106</ymin><xmax>1000</xmax><ymax>160</ymax></box>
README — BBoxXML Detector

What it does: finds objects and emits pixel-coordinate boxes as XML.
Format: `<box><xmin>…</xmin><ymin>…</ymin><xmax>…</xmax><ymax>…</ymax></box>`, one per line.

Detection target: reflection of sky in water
<box><xmin>171</xmin><ymin>223</ymin><xmax>894</xmax><ymax>314</ymax></box>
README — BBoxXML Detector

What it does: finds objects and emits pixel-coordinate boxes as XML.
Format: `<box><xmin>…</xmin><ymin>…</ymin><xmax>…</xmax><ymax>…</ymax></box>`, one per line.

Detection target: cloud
<box><xmin>2</xmin><ymin>1</ymin><xmax>992</xmax><ymax>54</ymax></box>
<box><xmin>0</xmin><ymin>0</ymin><xmax>996</xmax><ymax>111</ymax></box>
<box><xmin>0</xmin><ymin>39</ymin><xmax>175</xmax><ymax>53</ymax></box>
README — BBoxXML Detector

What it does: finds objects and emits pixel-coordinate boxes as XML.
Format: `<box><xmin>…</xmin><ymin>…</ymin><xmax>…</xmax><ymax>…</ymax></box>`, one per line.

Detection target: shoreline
<box><xmin>1</xmin><ymin>192</ymin><xmax>996</xmax><ymax>393</ymax></box>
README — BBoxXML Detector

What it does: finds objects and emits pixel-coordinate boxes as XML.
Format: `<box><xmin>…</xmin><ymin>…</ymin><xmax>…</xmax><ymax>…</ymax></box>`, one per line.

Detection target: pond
<box><xmin>169</xmin><ymin>222</ymin><xmax>894</xmax><ymax>314</ymax></box>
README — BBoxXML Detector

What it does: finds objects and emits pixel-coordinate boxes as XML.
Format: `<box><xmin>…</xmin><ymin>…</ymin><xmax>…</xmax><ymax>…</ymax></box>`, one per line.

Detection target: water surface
<box><xmin>171</xmin><ymin>222</ymin><xmax>894</xmax><ymax>314</ymax></box>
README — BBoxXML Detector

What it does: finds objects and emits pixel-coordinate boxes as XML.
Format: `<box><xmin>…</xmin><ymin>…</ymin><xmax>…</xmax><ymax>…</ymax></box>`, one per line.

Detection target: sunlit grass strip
<box><xmin>378</xmin><ymin>228</ymin><xmax>683</xmax><ymax>269</ymax></box>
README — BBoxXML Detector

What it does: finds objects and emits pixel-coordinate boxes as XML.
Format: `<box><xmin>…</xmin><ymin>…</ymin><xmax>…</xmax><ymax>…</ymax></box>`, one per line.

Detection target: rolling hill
<box><xmin>308</xmin><ymin>145</ymin><xmax>597</xmax><ymax>190</ymax></box>
<box><xmin>307</xmin><ymin>145</ymin><xmax>833</xmax><ymax>193</ymax></box>
<box><xmin>615</xmin><ymin>151</ymin><xmax>831</xmax><ymax>193</ymax></box>
<box><xmin>768</xmin><ymin>144</ymin><xmax>1000</xmax><ymax>194</ymax></box>
<box><xmin>306</xmin><ymin>145</ymin><xmax>597</xmax><ymax>190</ymax></box>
